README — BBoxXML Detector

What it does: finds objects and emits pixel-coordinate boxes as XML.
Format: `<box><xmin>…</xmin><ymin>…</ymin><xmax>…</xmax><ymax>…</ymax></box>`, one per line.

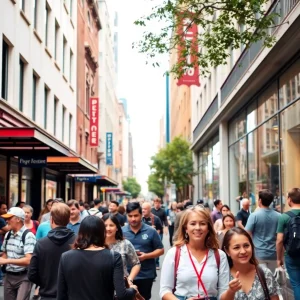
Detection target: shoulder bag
<box><xmin>256</xmin><ymin>265</ymin><xmax>271</xmax><ymax>300</ymax></box>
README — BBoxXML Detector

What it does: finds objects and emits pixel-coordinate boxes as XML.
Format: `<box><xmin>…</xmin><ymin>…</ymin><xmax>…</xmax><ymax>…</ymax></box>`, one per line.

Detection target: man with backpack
<box><xmin>276</xmin><ymin>187</ymin><xmax>300</xmax><ymax>299</ymax></box>
<box><xmin>0</xmin><ymin>207</ymin><xmax>36</xmax><ymax>300</ymax></box>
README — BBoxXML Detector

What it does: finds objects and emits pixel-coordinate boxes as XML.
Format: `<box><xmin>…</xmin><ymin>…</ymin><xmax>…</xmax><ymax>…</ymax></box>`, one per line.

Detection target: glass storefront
<box><xmin>229</xmin><ymin>57</ymin><xmax>300</xmax><ymax>213</ymax></box>
<box><xmin>21</xmin><ymin>168</ymin><xmax>33</xmax><ymax>203</ymax></box>
<box><xmin>46</xmin><ymin>179</ymin><xmax>57</xmax><ymax>199</ymax></box>
<box><xmin>198</xmin><ymin>135</ymin><xmax>220</xmax><ymax>209</ymax></box>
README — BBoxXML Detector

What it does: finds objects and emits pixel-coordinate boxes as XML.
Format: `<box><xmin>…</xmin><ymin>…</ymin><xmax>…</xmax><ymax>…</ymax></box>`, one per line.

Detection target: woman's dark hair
<box><xmin>73</xmin><ymin>216</ymin><xmax>107</xmax><ymax>250</ymax></box>
<box><xmin>126</xmin><ymin>202</ymin><xmax>142</xmax><ymax>214</ymax></box>
<box><xmin>221</xmin><ymin>204</ymin><xmax>230</xmax><ymax>212</ymax></box>
<box><xmin>222</xmin><ymin>213</ymin><xmax>235</xmax><ymax>230</ymax></box>
<box><xmin>222</xmin><ymin>227</ymin><xmax>258</xmax><ymax>268</ymax></box>
<box><xmin>102</xmin><ymin>214</ymin><xmax>123</xmax><ymax>241</ymax></box>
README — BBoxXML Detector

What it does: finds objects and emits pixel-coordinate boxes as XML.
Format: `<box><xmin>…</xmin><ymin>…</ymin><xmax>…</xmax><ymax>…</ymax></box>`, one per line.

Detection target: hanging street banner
<box><xmin>106</xmin><ymin>132</ymin><xmax>113</xmax><ymax>165</ymax></box>
<box><xmin>177</xmin><ymin>13</ymin><xmax>200</xmax><ymax>87</ymax></box>
<box><xmin>90</xmin><ymin>97</ymin><xmax>99</xmax><ymax>146</ymax></box>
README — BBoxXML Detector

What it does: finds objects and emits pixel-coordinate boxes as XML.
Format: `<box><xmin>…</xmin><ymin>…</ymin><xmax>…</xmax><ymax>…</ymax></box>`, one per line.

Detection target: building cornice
<box><xmin>84</xmin><ymin>42</ymin><xmax>99</xmax><ymax>72</ymax></box>
<box><xmin>87</xmin><ymin>0</ymin><xmax>102</xmax><ymax>30</ymax></box>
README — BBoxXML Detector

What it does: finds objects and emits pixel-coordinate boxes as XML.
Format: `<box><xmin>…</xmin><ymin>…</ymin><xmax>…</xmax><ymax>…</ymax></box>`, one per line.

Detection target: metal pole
<box><xmin>166</xmin><ymin>73</ymin><xmax>170</xmax><ymax>144</ymax></box>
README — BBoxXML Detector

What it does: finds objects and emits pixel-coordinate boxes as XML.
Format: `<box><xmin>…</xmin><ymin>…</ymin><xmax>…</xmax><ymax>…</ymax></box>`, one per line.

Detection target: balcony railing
<box><xmin>220</xmin><ymin>0</ymin><xmax>300</xmax><ymax>104</ymax></box>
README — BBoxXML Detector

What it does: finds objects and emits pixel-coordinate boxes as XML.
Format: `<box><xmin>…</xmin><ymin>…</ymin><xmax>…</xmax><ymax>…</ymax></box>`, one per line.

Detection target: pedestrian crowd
<box><xmin>0</xmin><ymin>188</ymin><xmax>299</xmax><ymax>299</ymax></box>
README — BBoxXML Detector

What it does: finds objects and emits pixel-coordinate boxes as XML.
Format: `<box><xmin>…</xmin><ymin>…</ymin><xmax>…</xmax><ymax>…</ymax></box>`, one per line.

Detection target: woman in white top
<box><xmin>160</xmin><ymin>206</ymin><xmax>237</xmax><ymax>300</ymax></box>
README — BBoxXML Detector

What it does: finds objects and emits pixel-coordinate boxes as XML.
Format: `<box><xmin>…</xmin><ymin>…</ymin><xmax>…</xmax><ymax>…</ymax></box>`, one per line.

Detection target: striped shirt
<box><xmin>2</xmin><ymin>225</ymin><xmax>36</xmax><ymax>272</ymax></box>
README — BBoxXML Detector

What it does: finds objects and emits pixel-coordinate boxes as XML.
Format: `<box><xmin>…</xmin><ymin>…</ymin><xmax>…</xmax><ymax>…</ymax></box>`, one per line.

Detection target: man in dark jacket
<box><xmin>28</xmin><ymin>203</ymin><xmax>75</xmax><ymax>300</ymax></box>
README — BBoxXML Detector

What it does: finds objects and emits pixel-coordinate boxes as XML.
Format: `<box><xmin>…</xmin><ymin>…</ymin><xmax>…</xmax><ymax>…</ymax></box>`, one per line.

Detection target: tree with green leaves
<box><xmin>147</xmin><ymin>172</ymin><xmax>165</xmax><ymax>198</ymax></box>
<box><xmin>122</xmin><ymin>177</ymin><xmax>142</xmax><ymax>198</ymax></box>
<box><xmin>134</xmin><ymin>0</ymin><xmax>279</xmax><ymax>76</ymax></box>
<box><xmin>150</xmin><ymin>136</ymin><xmax>197</xmax><ymax>200</ymax></box>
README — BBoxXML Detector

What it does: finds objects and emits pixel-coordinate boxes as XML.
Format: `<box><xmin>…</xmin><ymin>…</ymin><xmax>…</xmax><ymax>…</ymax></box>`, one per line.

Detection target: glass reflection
<box><xmin>280</xmin><ymin>100</ymin><xmax>300</xmax><ymax>212</ymax></box>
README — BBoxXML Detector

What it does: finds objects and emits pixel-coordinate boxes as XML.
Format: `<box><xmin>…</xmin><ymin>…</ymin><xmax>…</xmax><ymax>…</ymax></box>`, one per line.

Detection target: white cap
<box><xmin>1</xmin><ymin>207</ymin><xmax>25</xmax><ymax>220</ymax></box>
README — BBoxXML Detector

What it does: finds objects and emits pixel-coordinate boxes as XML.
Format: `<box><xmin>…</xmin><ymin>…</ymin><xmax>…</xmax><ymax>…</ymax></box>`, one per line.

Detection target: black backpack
<box><xmin>283</xmin><ymin>211</ymin><xmax>300</xmax><ymax>257</ymax></box>
<box><xmin>1</xmin><ymin>229</ymin><xmax>30</xmax><ymax>273</ymax></box>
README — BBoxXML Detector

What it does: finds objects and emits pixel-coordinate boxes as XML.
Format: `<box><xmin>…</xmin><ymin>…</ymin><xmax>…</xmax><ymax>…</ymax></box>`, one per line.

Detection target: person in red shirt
<box><xmin>23</xmin><ymin>205</ymin><xmax>39</xmax><ymax>235</ymax></box>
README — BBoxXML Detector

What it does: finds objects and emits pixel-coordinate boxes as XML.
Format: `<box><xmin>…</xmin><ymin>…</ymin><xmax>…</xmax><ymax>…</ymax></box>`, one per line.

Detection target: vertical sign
<box><xmin>177</xmin><ymin>14</ymin><xmax>200</xmax><ymax>87</ymax></box>
<box><xmin>90</xmin><ymin>97</ymin><xmax>99</xmax><ymax>146</ymax></box>
<box><xmin>106</xmin><ymin>132</ymin><xmax>113</xmax><ymax>165</ymax></box>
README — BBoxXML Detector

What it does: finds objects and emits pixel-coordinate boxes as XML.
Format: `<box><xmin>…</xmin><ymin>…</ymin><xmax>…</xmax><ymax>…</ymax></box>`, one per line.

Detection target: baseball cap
<box><xmin>1</xmin><ymin>207</ymin><xmax>25</xmax><ymax>220</ymax></box>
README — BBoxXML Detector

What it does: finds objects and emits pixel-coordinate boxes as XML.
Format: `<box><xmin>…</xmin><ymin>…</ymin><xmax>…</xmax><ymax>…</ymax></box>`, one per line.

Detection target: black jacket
<box><xmin>28</xmin><ymin>227</ymin><xmax>75</xmax><ymax>298</ymax></box>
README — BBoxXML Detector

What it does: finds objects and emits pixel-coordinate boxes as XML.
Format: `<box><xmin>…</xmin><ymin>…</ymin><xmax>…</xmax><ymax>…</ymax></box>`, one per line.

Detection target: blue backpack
<box><xmin>283</xmin><ymin>211</ymin><xmax>300</xmax><ymax>257</ymax></box>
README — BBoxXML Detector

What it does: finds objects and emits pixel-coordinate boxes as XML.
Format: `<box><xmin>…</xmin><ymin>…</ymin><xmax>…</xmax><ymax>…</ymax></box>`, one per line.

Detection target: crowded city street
<box><xmin>1</xmin><ymin>0</ymin><xmax>300</xmax><ymax>299</ymax></box>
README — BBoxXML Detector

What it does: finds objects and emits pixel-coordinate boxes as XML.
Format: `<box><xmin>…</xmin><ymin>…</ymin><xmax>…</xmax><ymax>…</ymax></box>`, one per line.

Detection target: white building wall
<box><xmin>0</xmin><ymin>0</ymin><xmax>77</xmax><ymax>150</ymax></box>
<box><xmin>98</xmin><ymin>0</ymin><xmax>119</xmax><ymax>181</ymax></box>
<box><xmin>122</xmin><ymin>112</ymin><xmax>129</xmax><ymax>180</ymax></box>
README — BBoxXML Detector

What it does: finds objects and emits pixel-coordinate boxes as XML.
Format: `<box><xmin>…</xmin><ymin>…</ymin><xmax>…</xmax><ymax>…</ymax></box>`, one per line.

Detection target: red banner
<box><xmin>177</xmin><ymin>15</ymin><xmax>200</xmax><ymax>87</ymax></box>
<box><xmin>90</xmin><ymin>97</ymin><xmax>99</xmax><ymax>147</ymax></box>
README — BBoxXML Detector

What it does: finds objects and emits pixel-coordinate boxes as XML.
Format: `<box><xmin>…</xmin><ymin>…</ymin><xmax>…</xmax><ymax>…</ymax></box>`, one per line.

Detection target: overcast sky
<box><xmin>115</xmin><ymin>0</ymin><xmax>168</xmax><ymax>195</ymax></box>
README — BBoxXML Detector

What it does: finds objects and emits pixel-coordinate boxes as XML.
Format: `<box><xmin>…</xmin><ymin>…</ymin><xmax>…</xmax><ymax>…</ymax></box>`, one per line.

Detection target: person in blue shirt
<box><xmin>66</xmin><ymin>200</ymin><xmax>81</xmax><ymax>234</ymax></box>
<box><xmin>123</xmin><ymin>202</ymin><xmax>164</xmax><ymax>300</ymax></box>
<box><xmin>245</xmin><ymin>189</ymin><xmax>280</xmax><ymax>273</ymax></box>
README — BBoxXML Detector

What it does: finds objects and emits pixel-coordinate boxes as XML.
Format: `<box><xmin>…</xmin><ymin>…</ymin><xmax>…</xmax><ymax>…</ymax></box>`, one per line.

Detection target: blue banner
<box><xmin>74</xmin><ymin>176</ymin><xmax>97</xmax><ymax>183</ymax></box>
<box><xmin>106</xmin><ymin>132</ymin><xmax>113</xmax><ymax>165</ymax></box>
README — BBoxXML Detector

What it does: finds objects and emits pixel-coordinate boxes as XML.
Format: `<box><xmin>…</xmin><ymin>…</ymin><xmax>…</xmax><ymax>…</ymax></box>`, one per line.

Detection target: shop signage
<box><xmin>177</xmin><ymin>13</ymin><xmax>200</xmax><ymax>87</ymax></box>
<box><xmin>19</xmin><ymin>156</ymin><xmax>47</xmax><ymax>168</ymax></box>
<box><xmin>106</xmin><ymin>132</ymin><xmax>113</xmax><ymax>165</ymax></box>
<box><xmin>90</xmin><ymin>97</ymin><xmax>99</xmax><ymax>147</ymax></box>
<box><xmin>74</xmin><ymin>176</ymin><xmax>97</xmax><ymax>183</ymax></box>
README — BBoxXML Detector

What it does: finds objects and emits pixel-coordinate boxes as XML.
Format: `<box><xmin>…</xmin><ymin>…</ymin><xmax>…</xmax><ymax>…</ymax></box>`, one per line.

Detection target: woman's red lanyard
<box><xmin>187</xmin><ymin>246</ymin><xmax>209</xmax><ymax>298</ymax></box>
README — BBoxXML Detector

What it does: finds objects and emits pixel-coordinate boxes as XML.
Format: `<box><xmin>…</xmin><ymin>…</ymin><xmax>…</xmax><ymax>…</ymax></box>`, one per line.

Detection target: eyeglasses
<box><xmin>186</xmin><ymin>204</ymin><xmax>205</xmax><ymax>209</ymax></box>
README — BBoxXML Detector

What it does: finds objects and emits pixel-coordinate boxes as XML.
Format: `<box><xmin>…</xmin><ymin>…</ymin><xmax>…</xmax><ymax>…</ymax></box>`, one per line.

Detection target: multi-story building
<box><xmin>128</xmin><ymin>131</ymin><xmax>134</xmax><ymax>177</ymax></box>
<box><xmin>118</xmin><ymin>98</ymin><xmax>129</xmax><ymax>181</ymax></box>
<box><xmin>0</xmin><ymin>0</ymin><xmax>97</xmax><ymax>216</ymax></box>
<box><xmin>75</xmin><ymin>0</ymin><xmax>101</xmax><ymax>201</ymax></box>
<box><xmin>191</xmin><ymin>0</ymin><xmax>300</xmax><ymax>214</ymax></box>
<box><xmin>158</xmin><ymin>115</ymin><xmax>166</xmax><ymax>150</ymax></box>
<box><xmin>170</xmin><ymin>66</ymin><xmax>192</xmax><ymax>141</ymax></box>
<box><xmin>98</xmin><ymin>0</ymin><xmax>120</xmax><ymax>185</ymax></box>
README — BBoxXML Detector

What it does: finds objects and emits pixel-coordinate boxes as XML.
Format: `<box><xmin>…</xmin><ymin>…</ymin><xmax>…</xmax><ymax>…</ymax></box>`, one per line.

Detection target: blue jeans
<box><xmin>156</xmin><ymin>233</ymin><xmax>163</xmax><ymax>267</ymax></box>
<box><xmin>285</xmin><ymin>255</ymin><xmax>300</xmax><ymax>299</ymax></box>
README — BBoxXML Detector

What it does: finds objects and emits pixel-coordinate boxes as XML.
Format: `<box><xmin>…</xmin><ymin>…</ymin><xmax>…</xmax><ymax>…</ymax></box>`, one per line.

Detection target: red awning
<box><xmin>0</xmin><ymin>127</ymin><xmax>72</xmax><ymax>157</ymax></box>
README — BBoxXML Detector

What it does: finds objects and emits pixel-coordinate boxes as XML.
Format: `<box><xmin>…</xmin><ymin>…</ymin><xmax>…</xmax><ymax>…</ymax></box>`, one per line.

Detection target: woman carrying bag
<box><xmin>160</xmin><ymin>206</ymin><xmax>234</xmax><ymax>300</ymax></box>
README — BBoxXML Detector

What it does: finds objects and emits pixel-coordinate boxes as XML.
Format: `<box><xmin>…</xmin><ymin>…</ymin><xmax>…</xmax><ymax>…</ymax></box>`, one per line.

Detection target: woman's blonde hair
<box><xmin>174</xmin><ymin>207</ymin><xmax>219</xmax><ymax>250</ymax></box>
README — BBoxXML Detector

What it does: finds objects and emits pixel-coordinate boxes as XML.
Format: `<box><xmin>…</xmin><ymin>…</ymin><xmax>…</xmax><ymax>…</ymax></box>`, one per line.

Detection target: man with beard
<box><xmin>122</xmin><ymin>202</ymin><xmax>164</xmax><ymax>300</ymax></box>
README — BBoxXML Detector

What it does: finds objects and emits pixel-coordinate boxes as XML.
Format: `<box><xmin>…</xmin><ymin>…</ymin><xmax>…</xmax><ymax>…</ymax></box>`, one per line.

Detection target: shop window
<box><xmin>229</xmin><ymin>110</ymin><xmax>246</xmax><ymax>145</ymax></box>
<box><xmin>280</xmin><ymin>99</ymin><xmax>300</xmax><ymax>212</ymax></box>
<box><xmin>229</xmin><ymin>138</ymin><xmax>247</xmax><ymax>213</ymax></box>
<box><xmin>9</xmin><ymin>161</ymin><xmax>19</xmax><ymax>208</ymax></box>
<box><xmin>1</xmin><ymin>40</ymin><xmax>9</xmax><ymax>100</ymax></box>
<box><xmin>257</xmin><ymin>82</ymin><xmax>278</xmax><ymax>124</ymax></box>
<box><xmin>0</xmin><ymin>155</ymin><xmax>7</xmax><ymax>202</ymax></box>
<box><xmin>279</xmin><ymin>58</ymin><xmax>300</xmax><ymax>108</ymax></box>
<box><xmin>246</xmin><ymin>100</ymin><xmax>257</xmax><ymax>133</ymax></box>
<box><xmin>22</xmin><ymin>168</ymin><xmax>32</xmax><ymax>203</ymax></box>
<box><xmin>46</xmin><ymin>179</ymin><xmax>57</xmax><ymax>199</ymax></box>
<box><xmin>247</xmin><ymin>117</ymin><xmax>280</xmax><ymax>211</ymax></box>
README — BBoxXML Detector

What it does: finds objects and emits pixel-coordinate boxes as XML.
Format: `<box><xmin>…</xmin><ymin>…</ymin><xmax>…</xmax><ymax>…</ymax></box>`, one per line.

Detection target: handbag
<box><xmin>256</xmin><ymin>266</ymin><xmax>271</xmax><ymax>300</ymax></box>
<box><xmin>111</xmin><ymin>250</ymin><xmax>145</xmax><ymax>300</ymax></box>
